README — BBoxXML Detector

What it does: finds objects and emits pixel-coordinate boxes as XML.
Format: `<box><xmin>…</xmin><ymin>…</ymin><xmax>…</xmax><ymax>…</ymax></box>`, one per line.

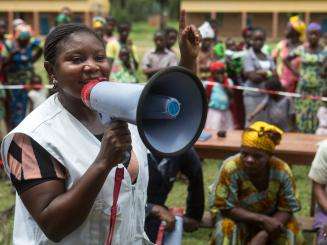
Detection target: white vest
<box><xmin>1</xmin><ymin>94</ymin><xmax>152</xmax><ymax>245</ymax></box>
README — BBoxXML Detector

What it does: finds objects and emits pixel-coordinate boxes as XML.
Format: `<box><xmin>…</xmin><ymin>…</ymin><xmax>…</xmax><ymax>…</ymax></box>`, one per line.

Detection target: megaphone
<box><xmin>81</xmin><ymin>66</ymin><xmax>207</xmax><ymax>157</ymax></box>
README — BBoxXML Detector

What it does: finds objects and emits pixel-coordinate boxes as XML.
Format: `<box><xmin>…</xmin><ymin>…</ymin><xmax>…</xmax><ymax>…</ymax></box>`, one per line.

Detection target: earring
<box><xmin>52</xmin><ymin>77</ymin><xmax>58</xmax><ymax>89</ymax></box>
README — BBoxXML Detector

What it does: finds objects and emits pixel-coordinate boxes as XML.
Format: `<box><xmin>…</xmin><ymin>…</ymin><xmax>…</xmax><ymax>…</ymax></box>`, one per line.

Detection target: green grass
<box><xmin>0</xmin><ymin>161</ymin><xmax>314</xmax><ymax>244</ymax></box>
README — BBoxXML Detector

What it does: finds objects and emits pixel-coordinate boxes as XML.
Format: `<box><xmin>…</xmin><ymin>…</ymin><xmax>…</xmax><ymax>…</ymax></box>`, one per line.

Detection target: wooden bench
<box><xmin>195</xmin><ymin>130</ymin><xmax>326</xmax><ymax>235</ymax></box>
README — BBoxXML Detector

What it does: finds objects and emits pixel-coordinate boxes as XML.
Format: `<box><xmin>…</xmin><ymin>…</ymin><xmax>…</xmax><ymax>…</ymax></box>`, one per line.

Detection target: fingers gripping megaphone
<box><xmin>81</xmin><ymin>66</ymin><xmax>207</xmax><ymax>157</ymax></box>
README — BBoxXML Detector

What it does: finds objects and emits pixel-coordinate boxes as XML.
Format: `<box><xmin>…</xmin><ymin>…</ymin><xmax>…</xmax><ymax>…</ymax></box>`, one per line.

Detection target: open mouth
<box><xmin>79</xmin><ymin>77</ymin><xmax>107</xmax><ymax>85</ymax></box>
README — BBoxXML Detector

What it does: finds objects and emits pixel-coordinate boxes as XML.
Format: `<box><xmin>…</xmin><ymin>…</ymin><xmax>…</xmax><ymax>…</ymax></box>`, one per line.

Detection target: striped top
<box><xmin>7</xmin><ymin>133</ymin><xmax>67</xmax><ymax>194</ymax></box>
<box><xmin>7</xmin><ymin>133</ymin><xmax>139</xmax><ymax>194</ymax></box>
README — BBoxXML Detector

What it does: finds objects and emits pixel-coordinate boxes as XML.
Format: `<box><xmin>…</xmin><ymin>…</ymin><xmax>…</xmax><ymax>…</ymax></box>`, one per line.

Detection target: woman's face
<box><xmin>307</xmin><ymin>29</ymin><xmax>321</xmax><ymax>46</ymax></box>
<box><xmin>212</xmin><ymin>69</ymin><xmax>225</xmax><ymax>82</ymax></box>
<box><xmin>252</xmin><ymin>30</ymin><xmax>265</xmax><ymax>52</ymax></box>
<box><xmin>240</xmin><ymin>146</ymin><xmax>270</xmax><ymax>175</ymax></box>
<box><xmin>52</xmin><ymin>32</ymin><xmax>110</xmax><ymax>99</ymax></box>
<box><xmin>285</xmin><ymin>25</ymin><xmax>299</xmax><ymax>40</ymax></box>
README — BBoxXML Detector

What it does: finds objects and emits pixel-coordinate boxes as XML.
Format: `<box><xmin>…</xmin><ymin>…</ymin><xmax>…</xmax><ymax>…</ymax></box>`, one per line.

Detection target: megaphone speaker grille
<box><xmin>137</xmin><ymin>66</ymin><xmax>208</xmax><ymax>157</ymax></box>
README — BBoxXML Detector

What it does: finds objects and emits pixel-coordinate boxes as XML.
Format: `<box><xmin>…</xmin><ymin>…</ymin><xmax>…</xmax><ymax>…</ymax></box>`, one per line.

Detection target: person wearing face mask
<box><xmin>242</xmin><ymin>27</ymin><xmax>278</xmax><ymax>126</ymax></box>
<box><xmin>141</xmin><ymin>30</ymin><xmax>178</xmax><ymax>79</ymax></box>
<box><xmin>285</xmin><ymin>23</ymin><xmax>327</xmax><ymax>134</ymax></box>
<box><xmin>273</xmin><ymin>16</ymin><xmax>305</xmax><ymax>93</ymax></box>
<box><xmin>208</xmin><ymin>121</ymin><xmax>302</xmax><ymax>245</ymax></box>
<box><xmin>0</xmin><ymin>10</ymin><xmax>201</xmax><ymax>244</ymax></box>
<box><xmin>5</xmin><ymin>24</ymin><xmax>42</xmax><ymax>129</ymax></box>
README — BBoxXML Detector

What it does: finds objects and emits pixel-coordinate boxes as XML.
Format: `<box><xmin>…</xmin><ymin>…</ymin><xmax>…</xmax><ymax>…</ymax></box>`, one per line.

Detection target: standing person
<box><xmin>92</xmin><ymin>16</ymin><xmax>106</xmax><ymax>41</ymax></box>
<box><xmin>110</xmin><ymin>46</ymin><xmax>138</xmax><ymax>83</ymax></box>
<box><xmin>145</xmin><ymin>147</ymin><xmax>204</xmax><ymax>243</ymax></box>
<box><xmin>225</xmin><ymin>37</ymin><xmax>246</xmax><ymax>129</ymax></box>
<box><xmin>285</xmin><ymin>23</ymin><xmax>327</xmax><ymax>133</ymax></box>
<box><xmin>104</xmin><ymin>16</ymin><xmax>117</xmax><ymax>44</ymax></box>
<box><xmin>142</xmin><ymin>30</ymin><xmax>178</xmax><ymax>79</ymax></box>
<box><xmin>209</xmin><ymin>121</ymin><xmax>302</xmax><ymax>245</ymax></box>
<box><xmin>106</xmin><ymin>21</ymin><xmax>139</xmax><ymax>71</ymax></box>
<box><xmin>197</xmin><ymin>22</ymin><xmax>217</xmax><ymax>80</ymax></box>
<box><xmin>0</xmin><ymin>10</ymin><xmax>201</xmax><ymax>244</ymax></box>
<box><xmin>0</xmin><ymin>19</ymin><xmax>10</xmax><ymax>138</ymax></box>
<box><xmin>308</xmin><ymin>139</ymin><xmax>327</xmax><ymax>244</ymax></box>
<box><xmin>164</xmin><ymin>27</ymin><xmax>178</xmax><ymax>53</ymax></box>
<box><xmin>5</xmin><ymin>24</ymin><xmax>42</xmax><ymax>129</ymax></box>
<box><xmin>243</xmin><ymin>27</ymin><xmax>277</xmax><ymax>125</ymax></box>
<box><xmin>204</xmin><ymin>61</ymin><xmax>234</xmax><ymax>131</ymax></box>
<box><xmin>273</xmin><ymin>16</ymin><xmax>305</xmax><ymax>92</ymax></box>
<box><xmin>238</xmin><ymin>27</ymin><xmax>253</xmax><ymax>51</ymax></box>
<box><xmin>54</xmin><ymin>7</ymin><xmax>72</xmax><ymax>27</ymax></box>
<box><xmin>248</xmin><ymin>78</ymin><xmax>295</xmax><ymax>132</ymax></box>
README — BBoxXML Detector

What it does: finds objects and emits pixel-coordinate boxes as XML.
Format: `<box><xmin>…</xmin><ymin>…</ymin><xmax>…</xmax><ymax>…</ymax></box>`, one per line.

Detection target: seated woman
<box><xmin>209</xmin><ymin>121</ymin><xmax>302</xmax><ymax>245</ymax></box>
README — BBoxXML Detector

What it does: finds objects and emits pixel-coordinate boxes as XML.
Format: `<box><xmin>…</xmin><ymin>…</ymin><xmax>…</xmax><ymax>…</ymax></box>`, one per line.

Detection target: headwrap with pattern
<box><xmin>242</xmin><ymin>121</ymin><xmax>284</xmax><ymax>153</ymax></box>
<box><xmin>289</xmin><ymin>16</ymin><xmax>306</xmax><ymax>41</ymax></box>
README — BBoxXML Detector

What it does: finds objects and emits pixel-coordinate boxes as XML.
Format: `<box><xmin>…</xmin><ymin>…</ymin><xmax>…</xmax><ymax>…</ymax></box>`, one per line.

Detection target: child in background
<box><xmin>248</xmin><ymin>77</ymin><xmax>295</xmax><ymax>131</ymax></box>
<box><xmin>27</xmin><ymin>74</ymin><xmax>48</xmax><ymax>113</ymax></box>
<box><xmin>110</xmin><ymin>46</ymin><xmax>138</xmax><ymax>83</ymax></box>
<box><xmin>205</xmin><ymin>61</ymin><xmax>234</xmax><ymax>131</ymax></box>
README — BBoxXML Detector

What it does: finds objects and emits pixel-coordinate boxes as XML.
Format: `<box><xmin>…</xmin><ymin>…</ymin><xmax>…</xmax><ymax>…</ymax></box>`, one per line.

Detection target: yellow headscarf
<box><xmin>92</xmin><ymin>16</ymin><xmax>106</xmax><ymax>29</ymax></box>
<box><xmin>242</xmin><ymin>121</ymin><xmax>284</xmax><ymax>153</ymax></box>
<box><xmin>289</xmin><ymin>15</ymin><xmax>306</xmax><ymax>41</ymax></box>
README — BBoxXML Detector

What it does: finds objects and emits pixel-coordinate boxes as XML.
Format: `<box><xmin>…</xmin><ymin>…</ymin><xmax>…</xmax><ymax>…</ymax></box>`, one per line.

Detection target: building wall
<box><xmin>247</xmin><ymin>13</ymin><xmax>273</xmax><ymax>37</ymax></box>
<box><xmin>217</xmin><ymin>13</ymin><xmax>242</xmax><ymax>38</ymax></box>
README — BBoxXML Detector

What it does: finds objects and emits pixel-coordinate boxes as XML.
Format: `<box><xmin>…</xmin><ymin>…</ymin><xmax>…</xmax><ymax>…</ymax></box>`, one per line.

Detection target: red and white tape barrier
<box><xmin>2</xmin><ymin>81</ymin><xmax>327</xmax><ymax>102</ymax></box>
<box><xmin>0</xmin><ymin>84</ymin><xmax>53</xmax><ymax>90</ymax></box>
<box><xmin>203</xmin><ymin>81</ymin><xmax>327</xmax><ymax>102</ymax></box>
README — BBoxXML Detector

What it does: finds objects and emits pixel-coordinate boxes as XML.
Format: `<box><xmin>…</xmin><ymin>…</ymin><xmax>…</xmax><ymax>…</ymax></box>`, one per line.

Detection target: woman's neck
<box><xmin>58</xmin><ymin>91</ymin><xmax>98</xmax><ymax>123</ymax></box>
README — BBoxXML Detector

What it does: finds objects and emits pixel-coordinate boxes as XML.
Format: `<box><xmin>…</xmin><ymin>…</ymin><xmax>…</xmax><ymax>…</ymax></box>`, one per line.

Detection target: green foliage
<box><xmin>109</xmin><ymin>0</ymin><xmax>180</xmax><ymax>22</ymax></box>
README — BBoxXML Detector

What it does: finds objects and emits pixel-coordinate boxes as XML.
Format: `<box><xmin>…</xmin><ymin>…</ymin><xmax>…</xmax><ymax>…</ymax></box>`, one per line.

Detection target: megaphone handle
<box><xmin>122</xmin><ymin>146</ymin><xmax>132</xmax><ymax>168</ymax></box>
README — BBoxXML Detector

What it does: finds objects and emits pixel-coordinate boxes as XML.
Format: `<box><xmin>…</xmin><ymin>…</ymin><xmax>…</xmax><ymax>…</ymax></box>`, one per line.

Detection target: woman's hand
<box><xmin>95</xmin><ymin>121</ymin><xmax>131</xmax><ymax>170</ymax></box>
<box><xmin>260</xmin><ymin>215</ymin><xmax>284</xmax><ymax>234</ymax></box>
<box><xmin>179</xmin><ymin>10</ymin><xmax>201</xmax><ymax>73</ymax></box>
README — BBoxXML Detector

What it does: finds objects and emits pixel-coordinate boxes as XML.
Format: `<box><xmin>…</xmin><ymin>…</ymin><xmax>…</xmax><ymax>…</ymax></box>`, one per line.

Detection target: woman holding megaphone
<box><xmin>0</xmin><ymin>11</ymin><xmax>202</xmax><ymax>245</ymax></box>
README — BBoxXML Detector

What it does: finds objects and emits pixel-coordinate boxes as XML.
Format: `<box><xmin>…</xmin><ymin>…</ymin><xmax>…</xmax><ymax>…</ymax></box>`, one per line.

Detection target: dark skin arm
<box><xmin>284</xmin><ymin>54</ymin><xmax>300</xmax><ymax>78</ymax></box>
<box><xmin>221</xmin><ymin>207</ymin><xmax>289</xmax><ymax>234</ymax></box>
<box><xmin>313</xmin><ymin>181</ymin><xmax>327</xmax><ymax>213</ymax></box>
<box><xmin>244</xmin><ymin>69</ymin><xmax>278</xmax><ymax>83</ymax></box>
<box><xmin>18</xmin><ymin>122</ymin><xmax>131</xmax><ymax>242</ymax></box>
<box><xmin>178</xmin><ymin>10</ymin><xmax>201</xmax><ymax>74</ymax></box>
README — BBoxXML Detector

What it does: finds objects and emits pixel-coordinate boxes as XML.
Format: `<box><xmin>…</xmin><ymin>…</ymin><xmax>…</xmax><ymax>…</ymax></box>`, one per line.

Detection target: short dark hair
<box><xmin>117</xmin><ymin>21</ymin><xmax>131</xmax><ymax>32</ymax></box>
<box><xmin>154</xmin><ymin>30</ymin><xmax>165</xmax><ymax>38</ymax></box>
<box><xmin>164</xmin><ymin>27</ymin><xmax>178</xmax><ymax>36</ymax></box>
<box><xmin>44</xmin><ymin>23</ymin><xmax>104</xmax><ymax>65</ymax></box>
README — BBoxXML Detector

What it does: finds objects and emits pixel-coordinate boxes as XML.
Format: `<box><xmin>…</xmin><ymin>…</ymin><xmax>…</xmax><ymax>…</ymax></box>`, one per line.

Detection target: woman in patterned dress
<box><xmin>5</xmin><ymin>24</ymin><xmax>42</xmax><ymax>129</ymax></box>
<box><xmin>285</xmin><ymin>23</ymin><xmax>327</xmax><ymax>133</ymax></box>
<box><xmin>209</xmin><ymin>121</ymin><xmax>303</xmax><ymax>245</ymax></box>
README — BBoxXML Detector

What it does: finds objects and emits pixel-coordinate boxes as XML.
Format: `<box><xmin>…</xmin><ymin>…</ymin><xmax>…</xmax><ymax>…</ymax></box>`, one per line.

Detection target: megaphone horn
<box><xmin>81</xmin><ymin>66</ymin><xmax>208</xmax><ymax>157</ymax></box>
